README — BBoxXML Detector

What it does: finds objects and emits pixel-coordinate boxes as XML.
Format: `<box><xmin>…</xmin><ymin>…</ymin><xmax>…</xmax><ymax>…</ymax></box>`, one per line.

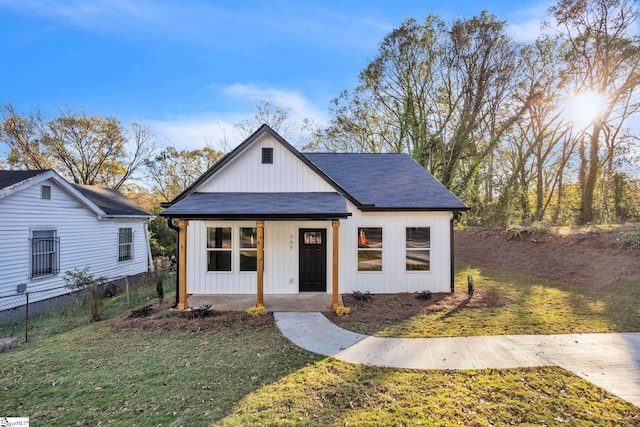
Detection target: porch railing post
<box><xmin>332</xmin><ymin>220</ymin><xmax>340</xmax><ymax>309</ymax></box>
<box><xmin>176</xmin><ymin>220</ymin><xmax>189</xmax><ymax>310</ymax></box>
<box><xmin>256</xmin><ymin>220</ymin><xmax>265</xmax><ymax>307</ymax></box>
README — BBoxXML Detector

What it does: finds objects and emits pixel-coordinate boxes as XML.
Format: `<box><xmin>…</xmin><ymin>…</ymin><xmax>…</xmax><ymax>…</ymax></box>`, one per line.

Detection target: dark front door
<box><xmin>299</xmin><ymin>229</ymin><xmax>326</xmax><ymax>292</ymax></box>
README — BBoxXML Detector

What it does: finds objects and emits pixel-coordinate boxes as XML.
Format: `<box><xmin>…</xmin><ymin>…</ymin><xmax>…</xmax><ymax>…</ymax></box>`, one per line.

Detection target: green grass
<box><xmin>1</xmin><ymin>266</ymin><xmax>639</xmax><ymax>424</ymax></box>
<box><xmin>219</xmin><ymin>360</ymin><xmax>638</xmax><ymax>426</ymax></box>
<box><xmin>1</xmin><ymin>321</ymin><xmax>320</xmax><ymax>426</ymax></box>
<box><xmin>0</xmin><ymin>274</ymin><xmax>175</xmax><ymax>345</ymax></box>
<box><xmin>1</xmin><ymin>321</ymin><xmax>638</xmax><ymax>426</ymax></box>
<box><xmin>348</xmin><ymin>262</ymin><xmax>640</xmax><ymax>337</ymax></box>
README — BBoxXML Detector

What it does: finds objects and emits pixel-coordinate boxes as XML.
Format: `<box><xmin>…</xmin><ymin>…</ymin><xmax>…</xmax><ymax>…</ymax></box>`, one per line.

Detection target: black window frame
<box><xmin>262</xmin><ymin>147</ymin><xmax>273</xmax><ymax>164</ymax></box>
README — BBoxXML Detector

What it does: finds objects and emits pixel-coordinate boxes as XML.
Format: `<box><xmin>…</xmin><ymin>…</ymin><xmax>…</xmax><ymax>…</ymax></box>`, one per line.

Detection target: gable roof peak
<box><xmin>167</xmin><ymin>124</ymin><xmax>354</xmax><ymax>205</ymax></box>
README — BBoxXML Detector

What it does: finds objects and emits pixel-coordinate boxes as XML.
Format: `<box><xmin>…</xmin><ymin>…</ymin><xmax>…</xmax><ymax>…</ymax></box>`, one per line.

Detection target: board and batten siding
<box><xmin>198</xmin><ymin>134</ymin><xmax>335</xmax><ymax>193</ymax></box>
<box><xmin>339</xmin><ymin>206</ymin><xmax>453</xmax><ymax>294</ymax></box>
<box><xmin>186</xmin><ymin>220</ymin><xmax>334</xmax><ymax>295</ymax></box>
<box><xmin>184</xmin><ymin>211</ymin><xmax>452</xmax><ymax>295</ymax></box>
<box><xmin>0</xmin><ymin>178</ymin><xmax>149</xmax><ymax>302</ymax></box>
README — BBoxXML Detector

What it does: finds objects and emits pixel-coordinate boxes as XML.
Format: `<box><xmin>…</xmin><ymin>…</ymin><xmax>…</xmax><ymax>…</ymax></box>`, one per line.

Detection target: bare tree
<box><xmin>0</xmin><ymin>105</ymin><xmax>156</xmax><ymax>189</ymax></box>
<box><xmin>550</xmin><ymin>0</ymin><xmax>640</xmax><ymax>223</ymax></box>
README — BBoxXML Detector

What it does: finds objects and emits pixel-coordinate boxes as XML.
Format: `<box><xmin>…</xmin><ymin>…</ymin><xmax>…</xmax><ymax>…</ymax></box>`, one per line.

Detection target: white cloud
<box><xmin>222</xmin><ymin>83</ymin><xmax>328</xmax><ymax>124</ymax></box>
<box><xmin>148</xmin><ymin>84</ymin><xmax>328</xmax><ymax>151</ymax></box>
<box><xmin>504</xmin><ymin>1</ymin><xmax>554</xmax><ymax>42</ymax></box>
<box><xmin>149</xmin><ymin>115</ymin><xmax>243</xmax><ymax>151</ymax></box>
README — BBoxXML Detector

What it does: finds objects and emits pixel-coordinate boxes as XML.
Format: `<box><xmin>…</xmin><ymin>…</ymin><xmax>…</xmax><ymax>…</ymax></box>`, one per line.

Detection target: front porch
<box><xmin>187</xmin><ymin>293</ymin><xmax>342</xmax><ymax>312</ymax></box>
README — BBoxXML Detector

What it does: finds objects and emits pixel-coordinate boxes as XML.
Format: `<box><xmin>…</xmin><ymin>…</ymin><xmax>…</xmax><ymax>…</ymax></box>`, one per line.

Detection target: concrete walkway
<box><xmin>274</xmin><ymin>312</ymin><xmax>640</xmax><ymax>408</ymax></box>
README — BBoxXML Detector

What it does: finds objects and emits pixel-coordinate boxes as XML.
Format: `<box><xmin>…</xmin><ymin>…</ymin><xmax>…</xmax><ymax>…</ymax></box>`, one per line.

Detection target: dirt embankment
<box><xmin>454</xmin><ymin>227</ymin><xmax>640</xmax><ymax>289</ymax></box>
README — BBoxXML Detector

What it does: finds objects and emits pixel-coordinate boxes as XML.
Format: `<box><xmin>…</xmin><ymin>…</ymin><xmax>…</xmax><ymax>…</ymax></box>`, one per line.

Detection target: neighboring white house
<box><xmin>0</xmin><ymin>169</ymin><xmax>154</xmax><ymax>308</ymax></box>
<box><xmin>161</xmin><ymin>125</ymin><xmax>468</xmax><ymax>309</ymax></box>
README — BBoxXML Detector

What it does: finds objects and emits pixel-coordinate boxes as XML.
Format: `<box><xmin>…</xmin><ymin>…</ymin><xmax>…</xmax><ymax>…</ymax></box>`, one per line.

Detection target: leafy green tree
<box><xmin>146</xmin><ymin>145</ymin><xmax>223</xmax><ymax>203</ymax></box>
<box><xmin>317</xmin><ymin>12</ymin><xmax>529</xmax><ymax>199</ymax></box>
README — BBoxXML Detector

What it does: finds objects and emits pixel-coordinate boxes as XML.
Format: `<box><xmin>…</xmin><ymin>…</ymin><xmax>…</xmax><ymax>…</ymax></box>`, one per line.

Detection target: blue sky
<box><xmin>0</xmin><ymin>0</ymin><xmax>555</xmax><ymax>150</ymax></box>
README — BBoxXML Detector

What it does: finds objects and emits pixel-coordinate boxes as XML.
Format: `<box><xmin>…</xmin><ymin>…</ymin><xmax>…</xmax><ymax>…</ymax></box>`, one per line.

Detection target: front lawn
<box><xmin>331</xmin><ymin>262</ymin><xmax>640</xmax><ymax>337</ymax></box>
<box><xmin>1</xmin><ymin>319</ymin><xmax>638</xmax><ymax>426</ymax></box>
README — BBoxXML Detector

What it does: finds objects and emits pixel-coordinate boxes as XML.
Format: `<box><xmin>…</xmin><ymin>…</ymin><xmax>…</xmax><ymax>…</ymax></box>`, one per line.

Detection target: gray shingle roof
<box><xmin>72</xmin><ymin>185</ymin><xmax>152</xmax><ymax>217</ymax></box>
<box><xmin>0</xmin><ymin>170</ymin><xmax>48</xmax><ymax>190</ymax></box>
<box><xmin>304</xmin><ymin>153</ymin><xmax>468</xmax><ymax>210</ymax></box>
<box><xmin>162</xmin><ymin>192</ymin><xmax>350</xmax><ymax>219</ymax></box>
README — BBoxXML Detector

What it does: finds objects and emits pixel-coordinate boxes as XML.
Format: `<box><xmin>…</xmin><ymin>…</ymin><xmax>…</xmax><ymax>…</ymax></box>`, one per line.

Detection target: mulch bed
<box><xmin>325</xmin><ymin>290</ymin><xmax>510</xmax><ymax>327</ymax></box>
<box><xmin>113</xmin><ymin>289</ymin><xmax>510</xmax><ymax>333</ymax></box>
<box><xmin>111</xmin><ymin>300</ymin><xmax>274</xmax><ymax>332</ymax></box>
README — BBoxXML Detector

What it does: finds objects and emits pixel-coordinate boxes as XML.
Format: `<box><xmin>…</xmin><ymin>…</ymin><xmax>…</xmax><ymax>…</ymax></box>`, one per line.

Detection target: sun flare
<box><xmin>564</xmin><ymin>90</ymin><xmax>609</xmax><ymax>128</ymax></box>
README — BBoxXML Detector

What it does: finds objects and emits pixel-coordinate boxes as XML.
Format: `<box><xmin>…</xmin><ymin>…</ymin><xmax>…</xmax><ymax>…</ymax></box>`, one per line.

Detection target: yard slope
<box><xmin>454</xmin><ymin>226</ymin><xmax>640</xmax><ymax>289</ymax></box>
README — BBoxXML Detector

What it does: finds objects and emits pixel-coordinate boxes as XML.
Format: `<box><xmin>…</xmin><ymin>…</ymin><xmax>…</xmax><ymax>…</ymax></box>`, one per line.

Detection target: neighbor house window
<box><xmin>357</xmin><ymin>227</ymin><xmax>382</xmax><ymax>271</ymax></box>
<box><xmin>41</xmin><ymin>185</ymin><xmax>51</xmax><ymax>200</ymax></box>
<box><xmin>207</xmin><ymin>227</ymin><xmax>232</xmax><ymax>271</ymax></box>
<box><xmin>239</xmin><ymin>227</ymin><xmax>257</xmax><ymax>271</ymax></box>
<box><xmin>31</xmin><ymin>230</ymin><xmax>59</xmax><ymax>278</ymax></box>
<box><xmin>118</xmin><ymin>228</ymin><xmax>133</xmax><ymax>261</ymax></box>
<box><xmin>406</xmin><ymin>227</ymin><xmax>430</xmax><ymax>271</ymax></box>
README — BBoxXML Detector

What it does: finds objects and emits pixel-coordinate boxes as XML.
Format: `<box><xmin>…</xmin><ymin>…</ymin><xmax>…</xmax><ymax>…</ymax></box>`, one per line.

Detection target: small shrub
<box><xmin>415</xmin><ymin>290</ymin><xmax>432</xmax><ymax>300</ymax></box>
<box><xmin>335</xmin><ymin>306</ymin><xmax>351</xmax><ymax>316</ymax></box>
<box><xmin>129</xmin><ymin>304</ymin><xmax>153</xmax><ymax>319</ymax></box>
<box><xmin>63</xmin><ymin>267</ymin><xmax>103</xmax><ymax>322</ymax></box>
<box><xmin>190</xmin><ymin>304</ymin><xmax>213</xmax><ymax>319</ymax></box>
<box><xmin>219</xmin><ymin>317</ymin><xmax>233</xmax><ymax>326</ymax></box>
<box><xmin>352</xmin><ymin>291</ymin><xmax>374</xmax><ymax>302</ymax></box>
<box><xmin>467</xmin><ymin>272</ymin><xmax>475</xmax><ymax>296</ymax></box>
<box><xmin>622</xmin><ymin>232</ymin><xmax>640</xmax><ymax>251</ymax></box>
<box><xmin>246</xmin><ymin>305</ymin><xmax>267</xmax><ymax>317</ymax></box>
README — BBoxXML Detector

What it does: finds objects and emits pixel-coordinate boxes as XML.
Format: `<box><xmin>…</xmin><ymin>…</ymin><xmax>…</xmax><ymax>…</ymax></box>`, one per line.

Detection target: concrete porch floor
<box><xmin>187</xmin><ymin>293</ymin><xmax>341</xmax><ymax>312</ymax></box>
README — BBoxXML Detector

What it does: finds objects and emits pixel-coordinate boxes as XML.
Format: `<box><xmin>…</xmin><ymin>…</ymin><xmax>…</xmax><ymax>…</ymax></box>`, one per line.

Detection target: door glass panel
<box><xmin>304</xmin><ymin>231</ymin><xmax>322</xmax><ymax>245</ymax></box>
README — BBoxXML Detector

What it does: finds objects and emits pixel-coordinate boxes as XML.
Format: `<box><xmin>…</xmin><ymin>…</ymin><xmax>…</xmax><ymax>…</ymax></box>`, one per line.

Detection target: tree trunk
<box><xmin>580</xmin><ymin>126</ymin><xmax>601</xmax><ymax>224</ymax></box>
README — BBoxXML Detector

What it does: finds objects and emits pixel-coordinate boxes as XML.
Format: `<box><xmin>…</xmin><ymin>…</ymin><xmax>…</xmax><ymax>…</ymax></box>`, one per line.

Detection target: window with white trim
<box><xmin>118</xmin><ymin>228</ymin><xmax>133</xmax><ymax>261</ymax></box>
<box><xmin>239</xmin><ymin>227</ymin><xmax>258</xmax><ymax>271</ymax></box>
<box><xmin>406</xmin><ymin>227</ymin><xmax>430</xmax><ymax>271</ymax></box>
<box><xmin>31</xmin><ymin>230</ymin><xmax>59</xmax><ymax>278</ymax></box>
<box><xmin>207</xmin><ymin>227</ymin><xmax>232</xmax><ymax>271</ymax></box>
<box><xmin>357</xmin><ymin>227</ymin><xmax>382</xmax><ymax>271</ymax></box>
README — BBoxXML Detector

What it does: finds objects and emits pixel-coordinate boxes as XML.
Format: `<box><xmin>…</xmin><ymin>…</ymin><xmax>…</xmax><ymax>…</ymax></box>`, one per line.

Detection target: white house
<box><xmin>161</xmin><ymin>125</ymin><xmax>468</xmax><ymax>310</ymax></box>
<box><xmin>0</xmin><ymin>169</ymin><xmax>153</xmax><ymax>309</ymax></box>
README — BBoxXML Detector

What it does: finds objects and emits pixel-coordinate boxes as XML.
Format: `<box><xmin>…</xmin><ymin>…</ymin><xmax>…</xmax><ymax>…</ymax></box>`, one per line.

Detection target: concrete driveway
<box><xmin>275</xmin><ymin>312</ymin><xmax>640</xmax><ymax>408</ymax></box>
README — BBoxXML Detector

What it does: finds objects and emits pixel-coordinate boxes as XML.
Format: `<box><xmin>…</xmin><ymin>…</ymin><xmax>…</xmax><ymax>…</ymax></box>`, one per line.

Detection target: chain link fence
<box><xmin>0</xmin><ymin>271</ymin><xmax>175</xmax><ymax>351</ymax></box>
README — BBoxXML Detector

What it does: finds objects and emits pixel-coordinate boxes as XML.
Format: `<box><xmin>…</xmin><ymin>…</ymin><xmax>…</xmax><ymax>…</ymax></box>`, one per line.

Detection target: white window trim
<box><xmin>405</xmin><ymin>226</ymin><xmax>431</xmax><ymax>273</ymax></box>
<box><xmin>30</xmin><ymin>228</ymin><xmax>59</xmax><ymax>279</ymax></box>
<box><xmin>206</xmin><ymin>226</ymin><xmax>233</xmax><ymax>273</ymax></box>
<box><xmin>118</xmin><ymin>227</ymin><xmax>134</xmax><ymax>262</ymax></box>
<box><xmin>356</xmin><ymin>226</ymin><xmax>384</xmax><ymax>273</ymax></box>
<box><xmin>239</xmin><ymin>226</ymin><xmax>258</xmax><ymax>273</ymax></box>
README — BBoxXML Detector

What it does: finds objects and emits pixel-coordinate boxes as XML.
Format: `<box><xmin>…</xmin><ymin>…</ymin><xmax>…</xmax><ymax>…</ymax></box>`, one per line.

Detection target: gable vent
<box><xmin>262</xmin><ymin>147</ymin><xmax>273</xmax><ymax>164</ymax></box>
<box><xmin>41</xmin><ymin>185</ymin><xmax>51</xmax><ymax>200</ymax></box>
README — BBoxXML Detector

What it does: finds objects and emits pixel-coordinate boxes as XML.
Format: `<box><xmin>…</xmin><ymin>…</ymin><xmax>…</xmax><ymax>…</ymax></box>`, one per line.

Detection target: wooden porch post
<box><xmin>177</xmin><ymin>219</ymin><xmax>189</xmax><ymax>310</ymax></box>
<box><xmin>332</xmin><ymin>219</ymin><xmax>340</xmax><ymax>309</ymax></box>
<box><xmin>256</xmin><ymin>220</ymin><xmax>265</xmax><ymax>307</ymax></box>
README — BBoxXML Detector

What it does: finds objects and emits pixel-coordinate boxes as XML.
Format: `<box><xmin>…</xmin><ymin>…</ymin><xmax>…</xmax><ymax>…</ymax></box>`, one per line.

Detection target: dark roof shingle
<box><xmin>0</xmin><ymin>170</ymin><xmax>48</xmax><ymax>190</ymax></box>
<box><xmin>161</xmin><ymin>192</ymin><xmax>350</xmax><ymax>219</ymax></box>
<box><xmin>303</xmin><ymin>153</ymin><xmax>468</xmax><ymax>210</ymax></box>
<box><xmin>72</xmin><ymin>185</ymin><xmax>152</xmax><ymax>217</ymax></box>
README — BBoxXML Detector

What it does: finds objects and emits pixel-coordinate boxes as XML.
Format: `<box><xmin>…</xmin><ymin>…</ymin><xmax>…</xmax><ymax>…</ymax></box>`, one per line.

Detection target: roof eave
<box><xmin>358</xmin><ymin>206</ymin><xmax>470</xmax><ymax>212</ymax></box>
<box><xmin>159</xmin><ymin>212</ymin><xmax>352</xmax><ymax>220</ymax></box>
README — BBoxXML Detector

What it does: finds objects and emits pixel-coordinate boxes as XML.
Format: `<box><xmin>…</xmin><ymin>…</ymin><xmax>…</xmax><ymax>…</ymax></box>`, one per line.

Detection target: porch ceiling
<box><xmin>160</xmin><ymin>191</ymin><xmax>351</xmax><ymax>220</ymax></box>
